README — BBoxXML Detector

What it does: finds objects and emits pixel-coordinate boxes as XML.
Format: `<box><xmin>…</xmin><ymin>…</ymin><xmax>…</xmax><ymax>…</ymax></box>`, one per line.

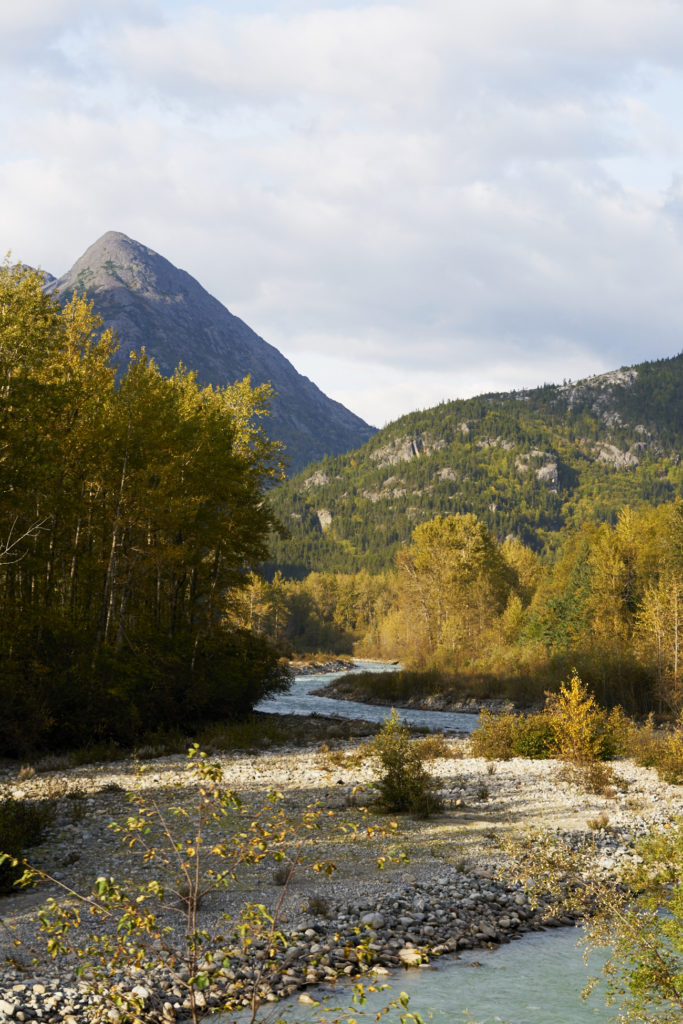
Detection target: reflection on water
<box><xmin>256</xmin><ymin>660</ymin><xmax>479</xmax><ymax>734</ymax></box>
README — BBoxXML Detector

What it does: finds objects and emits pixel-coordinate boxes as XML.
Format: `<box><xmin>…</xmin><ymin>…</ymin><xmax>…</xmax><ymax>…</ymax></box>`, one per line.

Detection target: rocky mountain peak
<box><xmin>46</xmin><ymin>233</ymin><xmax>376</xmax><ymax>473</ymax></box>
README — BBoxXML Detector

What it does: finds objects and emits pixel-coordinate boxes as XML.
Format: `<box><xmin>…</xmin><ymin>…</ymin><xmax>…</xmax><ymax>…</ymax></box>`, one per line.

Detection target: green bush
<box><xmin>512</xmin><ymin>714</ymin><xmax>555</xmax><ymax>759</ymax></box>
<box><xmin>0</xmin><ymin>794</ymin><xmax>54</xmax><ymax>894</ymax></box>
<box><xmin>371</xmin><ymin>710</ymin><xmax>444</xmax><ymax>817</ymax></box>
<box><xmin>469</xmin><ymin>710</ymin><xmax>521</xmax><ymax>760</ymax></box>
<box><xmin>470</xmin><ymin>680</ymin><xmax>630</xmax><ymax>766</ymax></box>
<box><xmin>630</xmin><ymin>717</ymin><xmax>683</xmax><ymax>784</ymax></box>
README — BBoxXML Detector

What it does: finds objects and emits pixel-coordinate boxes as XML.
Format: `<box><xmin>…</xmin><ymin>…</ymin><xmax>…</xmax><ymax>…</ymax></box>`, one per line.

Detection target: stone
<box><xmin>398</xmin><ymin>947</ymin><xmax>423</xmax><ymax>967</ymax></box>
<box><xmin>298</xmin><ymin>993</ymin><xmax>318</xmax><ymax>1005</ymax></box>
<box><xmin>360</xmin><ymin>912</ymin><xmax>385</xmax><ymax>930</ymax></box>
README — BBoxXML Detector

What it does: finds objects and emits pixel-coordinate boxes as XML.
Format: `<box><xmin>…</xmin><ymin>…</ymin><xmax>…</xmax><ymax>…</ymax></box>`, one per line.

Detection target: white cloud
<box><xmin>2</xmin><ymin>0</ymin><xmax>683</xmax><ymax>427</ymax></box>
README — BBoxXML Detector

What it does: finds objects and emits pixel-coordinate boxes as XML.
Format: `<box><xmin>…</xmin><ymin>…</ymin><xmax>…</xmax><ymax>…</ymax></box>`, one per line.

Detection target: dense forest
<box><xmin>0</xmin><ymin>262</ymin><xmax>288</xmax><ymax>755</ymax></box>
<box><xmin>243</xmin><ymin>501</ymin><xmax>683</xmax><ymax>716</ymax></box>
<box><xmin>265</xmin><ymin>356</ymin><xmax>683</xmax><ymax>577</ymax></box>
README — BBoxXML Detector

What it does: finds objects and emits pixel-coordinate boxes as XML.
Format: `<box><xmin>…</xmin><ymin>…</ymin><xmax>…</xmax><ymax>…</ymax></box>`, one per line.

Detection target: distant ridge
<box><xmin>47</xmin><ymin>232</ymin><xmax>376</xmax><ymax>473</ymax></box>
<box><xmin>266</xmin><ymin>350</ymin><xmax>683</xmax><ymax>576</ymax></box>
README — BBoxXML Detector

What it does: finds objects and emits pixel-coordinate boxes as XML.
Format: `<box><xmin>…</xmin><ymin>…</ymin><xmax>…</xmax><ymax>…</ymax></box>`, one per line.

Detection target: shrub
<box><xmin>469</xmin><ymin>710</ymin><xmax>521</xmax><ymax>760</ymax></box>
<box><xmin>470</xmin><ymin>675</ymin><xmax>630</xmax><ymax>771</ymax></box>
<box><xmin>413</xmin><ymin>733</ymin><xmax>456</xmax><ymax>761</ymax></box>
<box><xmin>512</xmin><ymin>714</ymin><xmax>555</xmax><ymax>759</ymax></box>
<box><xmin>598</xmin><ymin>706</ymin><xmax>635</xmax><ymax>760</ymax></box>
<box><xmin>371</xmin><ymin>710</ymin><xmax>443</xmax><ymax>817</ymax></box>
<box><xmin>307</xmin><ymin>894</ymin><xmax>330</xmax><ymax>917</ymax></box>
<box><xmin>272</xmin><ymin>863</ymin><xmax>292</xmax><ymax>886</ymax></box>
<box><xmin>0</xmin><ymin>793</ymin><xmax>54</xmax><ymax>894</ymax></box>
<box><xmin>631</xmin><ymin>718</ymin><xmax>683</xmax><ymax>784</ymax></box>
<box><xmin>545</xmin><ymin>670</ymin><xmax>615</xmax><ymax>764</ymax></box>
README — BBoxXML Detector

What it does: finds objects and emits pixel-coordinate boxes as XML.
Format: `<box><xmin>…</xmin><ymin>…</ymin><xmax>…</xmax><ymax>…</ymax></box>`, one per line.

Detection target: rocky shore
<box><xmin>0</xmin><ymin>872</ymin><xmax>562</xmax><ymax>1023</ymax></box>
<box><xmin>310</xmin><ymin>678</ymin><xmax>529</xmax><ymax>715</ymax></box>
<box><xmin>1</xmin><ymin>737</ymin><xmax>681</xmax><ymax>1022</ymax></box>
<box><xmin>288</xmin><ymin>658</ymin><xmax>356</xmax><ymax>676</ymax></box>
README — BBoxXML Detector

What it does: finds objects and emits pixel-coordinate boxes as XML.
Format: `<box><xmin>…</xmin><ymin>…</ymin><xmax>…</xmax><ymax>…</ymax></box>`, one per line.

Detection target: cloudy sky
<box><xmin>2</xmin><ymin>1</ymin><xmax>683</xmax><ymax>427</ymax></box>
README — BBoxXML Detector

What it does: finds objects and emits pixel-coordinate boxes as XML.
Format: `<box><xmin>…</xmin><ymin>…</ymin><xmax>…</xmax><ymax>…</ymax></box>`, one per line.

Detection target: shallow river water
<box><xmin>225</xmin><ymin>928</ymin><xmax>610</xmax><ymax>1024</ymax></box>
<box><xmin>255</xmin><ymin>661</ymin><xmax>480</xmax><ymax>734</ymax></box>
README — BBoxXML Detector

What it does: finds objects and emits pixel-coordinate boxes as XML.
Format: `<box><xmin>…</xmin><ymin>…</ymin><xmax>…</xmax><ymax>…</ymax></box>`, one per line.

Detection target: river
<box><xmin>226</xmin><ymin>928</ymin><xmax>609</xmax><ymax>1024</ymax></box>
<box><xmin>251</xmin><ymin>662</ymin><xmax>612</xmax><ymax>1024</ymax></box>
<box><xmin>255</xmin><ymin>660</ymin><xmax>480</xmax><ymax>733</ymax></box>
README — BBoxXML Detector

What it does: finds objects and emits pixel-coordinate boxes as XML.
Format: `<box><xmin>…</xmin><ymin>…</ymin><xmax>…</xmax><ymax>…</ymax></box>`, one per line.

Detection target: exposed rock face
<box><xmin>535</xmin><ymin>462</ymin><xmax>559</xmax><ymax>486</ymax></box>
<box><xmin>596</xmin><ymin>443</ymin><xmax>640</xmax><ymax>468</ymax></box>
<box><xmin>316</xmin><ymin>509</ymin><xmax>332</xmax><ymax>531</ymax></box>
<box><xmin>46</xmin><ymin>232</ymin><xmax>376</xmax><ymax>474</ymax></box>
<box><xmin>303</xmin><ymin>470</ymin><xmax>331</xmax><ymax>489</ymax></box>
<box><xmin>561</xmin><ymin>367</ymin><xmax>639</xmax><ymax>410</ymax></box>
<box><xmin>514</xmin><ymin>450</ymin><xmax>558</xmax><ymax>487</ymax></box>
<box><xmin>371</xmin><ymin>433</ymin><xmax>446</xmax><ymax>468</ymax></box>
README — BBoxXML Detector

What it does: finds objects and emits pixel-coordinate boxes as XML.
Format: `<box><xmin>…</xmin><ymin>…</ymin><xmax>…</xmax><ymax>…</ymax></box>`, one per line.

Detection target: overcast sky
<box><xmin>2</xmin><ymin>1</ymin><xmax>683</xmax><ymax>427</ymax></box>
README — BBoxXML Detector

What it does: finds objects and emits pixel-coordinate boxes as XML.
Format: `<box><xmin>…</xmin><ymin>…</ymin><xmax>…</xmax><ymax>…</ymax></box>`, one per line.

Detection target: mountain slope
<box><xmin>267</xmin><ymin>353</ymin><xmax>683</xmax><ymax>576</ymax></box>
<box><xmin>47</xmin><ymin>232</ymin><xmax>376</xmax><ymax>473</ymax></box>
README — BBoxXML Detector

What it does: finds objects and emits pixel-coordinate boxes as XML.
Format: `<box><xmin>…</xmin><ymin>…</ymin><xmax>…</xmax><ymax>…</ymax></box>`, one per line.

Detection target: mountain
<box><xmin>266</xmin><ymin>353</ymin><xmax>683</xmax><ymax>576</ymax></box>
<box><xmin>46</xmin><ymin>232</ymin><xmax>376</xmax><ymax>474</ymax></box>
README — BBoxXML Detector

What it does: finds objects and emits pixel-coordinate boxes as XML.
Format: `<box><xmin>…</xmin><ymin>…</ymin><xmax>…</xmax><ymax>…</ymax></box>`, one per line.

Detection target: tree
<box><xmin>635</xmin><ymin>574</ymin><xmax>683</xmax><ymax>713</ymax></box>
<box><xmin>394</xmin><ymin>514</ymin><xmax>513</xmax><ymax>669</ymax></box>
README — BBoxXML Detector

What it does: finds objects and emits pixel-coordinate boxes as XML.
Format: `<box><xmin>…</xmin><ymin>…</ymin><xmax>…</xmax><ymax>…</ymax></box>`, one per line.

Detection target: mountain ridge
<box><xmin>266</xmin><ymin>350</ymin><xmax>683</xmax><ymax>576</ymax></box>
<box><xmin>46</xmin><ymin>232</ymin><xmax>376</xmax><ymax>473</ymax></box>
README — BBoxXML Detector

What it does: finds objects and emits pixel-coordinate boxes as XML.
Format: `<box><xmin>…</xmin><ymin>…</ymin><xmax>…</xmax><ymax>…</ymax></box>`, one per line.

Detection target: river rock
<box><xmin>398</xmin><ymin>947</ymin><xmax>423</xmax><ymax>967</ymax></box>
<box><xmin>361</xmin><ymin>912</ymin><xmax>385</xmax><ymax>930</ymax></box>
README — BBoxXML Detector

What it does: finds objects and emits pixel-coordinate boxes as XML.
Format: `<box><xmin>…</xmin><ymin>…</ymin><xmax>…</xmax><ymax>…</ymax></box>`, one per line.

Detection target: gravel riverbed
<box><xmin>1</xmin><ymin>735</ymin><xmax>681</xmax><ymax>1022</ymax></box>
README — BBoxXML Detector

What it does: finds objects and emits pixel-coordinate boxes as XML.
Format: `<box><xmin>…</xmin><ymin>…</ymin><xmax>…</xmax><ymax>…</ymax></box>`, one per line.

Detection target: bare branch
<box><xmin>0</xmin><ymin>516</ymin><xmax>51</xmax><ymax>565</ymax></box>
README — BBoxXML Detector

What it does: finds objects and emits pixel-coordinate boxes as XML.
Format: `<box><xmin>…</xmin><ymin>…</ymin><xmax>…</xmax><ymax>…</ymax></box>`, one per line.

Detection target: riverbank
<box><xmin>311</xmin><ymin>676</ymin><xmax>530</xmax><ymax>715</ymax></box>
<box><xmin>1</xmin><ymin>737</ymin><xmax>681</xmax><ymax>1022</ymax></box>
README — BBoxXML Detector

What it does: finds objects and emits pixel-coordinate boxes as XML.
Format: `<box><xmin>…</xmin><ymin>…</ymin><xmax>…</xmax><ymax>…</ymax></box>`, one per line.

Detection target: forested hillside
<box><xmin>0</xmin><ymin>261</ymin><xmax>288</xmax><ymax>755</ymax></box>
<box><xmin>266</xmin><ymin>355</ymin><xmax>683</xmax><ymax>577</ymax></box>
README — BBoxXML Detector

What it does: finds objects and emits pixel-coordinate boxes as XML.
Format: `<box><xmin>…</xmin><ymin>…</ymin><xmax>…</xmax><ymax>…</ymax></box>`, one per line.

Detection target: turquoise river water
<box><xmin>223</xmin><ymin>928</ymin><xmax>610</xmax><ymax>1024</ymax></box>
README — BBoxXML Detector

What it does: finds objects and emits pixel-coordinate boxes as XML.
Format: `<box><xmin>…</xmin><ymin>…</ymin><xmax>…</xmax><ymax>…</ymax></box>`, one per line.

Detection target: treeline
<box><xmin>246</xmin><ymin>503</ymin><xmax>683</xmax><ymax>716</ymax></box>
<box><xmin>0</xmin><ymin>263</ymin><xmax>288</xmax><ymax>755</ymax></box>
